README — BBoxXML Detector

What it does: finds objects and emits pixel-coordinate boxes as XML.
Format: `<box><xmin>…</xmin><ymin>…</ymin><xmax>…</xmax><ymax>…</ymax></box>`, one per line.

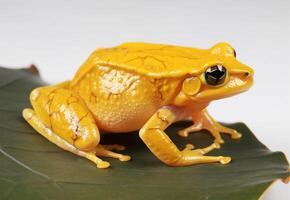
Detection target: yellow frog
<box><xmin>23</xmin><ymin>42</ymin><xmax>254</xmax><ymax>169</ymax></box>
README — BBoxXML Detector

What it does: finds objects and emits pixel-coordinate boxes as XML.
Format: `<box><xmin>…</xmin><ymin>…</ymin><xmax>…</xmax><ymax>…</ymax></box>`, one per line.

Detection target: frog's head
<box><xmin>179</xmin><ymin>42</ymin><xmax>254</xmax><ymax>103</ymax></box>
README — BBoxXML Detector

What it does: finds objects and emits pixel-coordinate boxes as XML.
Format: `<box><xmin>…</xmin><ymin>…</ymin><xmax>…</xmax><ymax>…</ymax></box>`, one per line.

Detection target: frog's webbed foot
<box><xmin>182</xmin><ymin>143</ymin><xmax>219</xmax><ymax>154</ymax></box>
<box><xmin>139</xmin><ymin>108</ymin><xmax>231</xmax><ymax>166</ymax></box>
<box><xmin>181</xmin><ymin>143</ymin><xmax>231</xmax><ymax>164</ymax></box>
<box><xmin>95</xmin><ymin>145</ymin><xmax>131</xmax><ymax>162</ymax></box>
<box><xmin>178</xmin><ymin>109</ymin><xmax>242</xmax><ymax>145</ymax></box>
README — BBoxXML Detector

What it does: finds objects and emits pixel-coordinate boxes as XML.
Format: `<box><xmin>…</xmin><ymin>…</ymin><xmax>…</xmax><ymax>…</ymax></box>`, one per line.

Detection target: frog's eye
<box><xmin>205</xmin><ymin>65</ymin><xmax>227</xmax><ymax>86</ymax></box>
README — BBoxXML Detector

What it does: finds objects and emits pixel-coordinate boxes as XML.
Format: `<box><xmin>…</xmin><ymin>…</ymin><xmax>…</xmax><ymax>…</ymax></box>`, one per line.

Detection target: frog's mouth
<box><xmin>194</xmin><ymin>74</ymin><xmax>253</xmax><ymax>101</ymax></box>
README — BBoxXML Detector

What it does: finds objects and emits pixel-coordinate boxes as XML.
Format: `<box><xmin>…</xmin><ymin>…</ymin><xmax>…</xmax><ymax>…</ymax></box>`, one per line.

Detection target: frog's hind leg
<box><xmin>23</xmin><ymin>84</ymin><xmax>131</xmax><ymax>168</ymax></box>
<box><xmin>23</xmin><ymin>108</ymin><xmax>110</xmax><ymax>169</ymax></box>
<box><xmin>23</xmin><ymin>84</ymin><xmax>113</xmax><ymax>168</ymax></box>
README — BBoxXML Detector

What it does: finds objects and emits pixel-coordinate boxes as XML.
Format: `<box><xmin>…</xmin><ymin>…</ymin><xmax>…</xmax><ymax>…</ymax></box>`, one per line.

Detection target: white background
<box><xmin>0</xmin><ymin>0</ymin><xmax>289</xmax><ymax>199</ymax></box>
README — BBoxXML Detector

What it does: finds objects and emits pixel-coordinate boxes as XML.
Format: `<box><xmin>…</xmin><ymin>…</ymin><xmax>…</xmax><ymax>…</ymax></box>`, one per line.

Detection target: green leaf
<box><xmin>0</xmin><ymin>67</ymin><xmax>289</xmax><ymax>200</ymax></box>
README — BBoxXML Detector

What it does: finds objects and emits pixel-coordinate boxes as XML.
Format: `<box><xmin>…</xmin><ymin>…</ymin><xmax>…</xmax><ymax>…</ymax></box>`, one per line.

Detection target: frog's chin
<box><xmin>193</xmin><ymin>76</ymin><xmax>253</xmax><ymax>102</ymax></box>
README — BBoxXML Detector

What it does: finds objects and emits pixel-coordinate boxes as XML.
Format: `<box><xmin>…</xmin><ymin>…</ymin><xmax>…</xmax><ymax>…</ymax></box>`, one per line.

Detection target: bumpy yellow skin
<box><xmin>23</xmin><ymin>42</ymin><xmax>254</xmax><ymax>168</ymax></box>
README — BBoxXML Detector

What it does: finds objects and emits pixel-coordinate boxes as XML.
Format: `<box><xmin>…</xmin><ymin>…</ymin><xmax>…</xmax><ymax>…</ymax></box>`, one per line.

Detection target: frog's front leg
<box><xmin>139</xmin><ymin>108</ymin><xmax>231</xmax><ymax>166</ymax></box>
<box><xmin>178</xmin><ymin>109</ymin><xmax>242</xmax><ymax>145</ymax></box>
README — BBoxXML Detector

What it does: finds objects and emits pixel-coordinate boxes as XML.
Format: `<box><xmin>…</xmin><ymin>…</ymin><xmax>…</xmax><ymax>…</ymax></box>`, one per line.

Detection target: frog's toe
<box><xmin>214</xmin><ymin>138</ymin><xmax>224</xmax><ymax>144</ymax></box>
<box><xmin>212</xmin><ymin>142</ymin><xmax>221</xmax><ymax>149</ymax></box>
<box><xmin>119</xmin><ymin>155</ymin><xmax>131</xmax><ymax>162</ymax></box>
<box><xmin>95</xmin><ymin>146</ymin><xmax>132</xmax><ymax>163</ymax></box>
<box><xmin>181</xmin><ymin>144</ymin><xmax>195</xmax><ymax>154</ymax></box>
<box><xmin>216</xmin><ymin>125</ymin><xmax>242</xmax><ymax>140</ymax></box>
<box><xmin>230</xmin><ymin>131</ymin><xmax>242</xmax><ymax>139</ymax></box>
<box><xmin>183</xmin><ymin>143</ymin><xmax>218</xmax><ymax>156</ymax></box>
<box><xmin>184</xmin><ymin>144</ymin><xmax>195</xmax><ymax>150</ymax></box>
<box><xmin>178</xmin><ymin>130</ymin><xmax>189</xmax><ymax>137</ymax></box>
<box><xmin>97</xmin><ymin>161</ymin><xmax>111</xmax><ymax>169</ymax></box>
<box><xmin>219</xmin><ymin>156</ymin><xmax>231</xmax><ymax>164</ymax></box>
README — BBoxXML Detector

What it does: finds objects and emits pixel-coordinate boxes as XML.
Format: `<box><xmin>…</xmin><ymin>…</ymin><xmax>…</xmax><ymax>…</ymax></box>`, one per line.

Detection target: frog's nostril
<box><xmin>244</xmin><ymin>69</ymin><xmax>254</xmax><ymax>78</ymax></box>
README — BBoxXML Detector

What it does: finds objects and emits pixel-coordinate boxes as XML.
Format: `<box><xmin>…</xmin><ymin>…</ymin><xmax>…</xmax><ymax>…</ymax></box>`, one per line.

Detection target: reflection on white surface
<box><xmin>0</xmin><ymin>0</ymin><xmax>289</xmax><ymax>199</ymax></box>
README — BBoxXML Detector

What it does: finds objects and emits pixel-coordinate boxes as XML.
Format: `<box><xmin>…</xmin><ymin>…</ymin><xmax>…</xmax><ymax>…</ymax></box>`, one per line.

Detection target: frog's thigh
<box><xmin>23</xmin><ymin>108</ymin><xmax>110</xmax><ymax>169</ymax></box>
<box><xmin>25</xmin><ymin>87</ymin><xmax>131</xmax><ymax>167</ymax></box>
<box><xmin>23</xmin><ymin>87</ymin><xmax>111</xmax><ymax>168</ymax></box>
<box><xmin>139</xmin><ymin>108</ymin><xmax>231</xmax><ymax>166</ymax></box>
<box><xmin>29</xmin><ymin>87</ymin><xmax>100</xmax><ymax>150</ymax></box>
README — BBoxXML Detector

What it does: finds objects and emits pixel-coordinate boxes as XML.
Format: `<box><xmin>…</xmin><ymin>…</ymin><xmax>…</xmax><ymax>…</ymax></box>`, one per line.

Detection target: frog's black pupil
<box><xmin>233</xmin><ymin>49</ymin><xmax>237</xmax><ymax>57</ymax></box>
<box><xmin>205</xmin><ymin>65</ymin><xmax>227</xmax><ymax>86</ymax></box>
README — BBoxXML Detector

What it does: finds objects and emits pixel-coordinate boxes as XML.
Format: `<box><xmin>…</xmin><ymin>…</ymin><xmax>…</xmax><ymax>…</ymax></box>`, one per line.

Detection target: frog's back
<box><xmin>71</xmin><ymin>42</ymin><xmax>207</xmax><ymax>86</ymax></box>
<box><xmin>69</xmin><ymin>42</ymin><xmax>207</xmax><ymax>132</ymax></box>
